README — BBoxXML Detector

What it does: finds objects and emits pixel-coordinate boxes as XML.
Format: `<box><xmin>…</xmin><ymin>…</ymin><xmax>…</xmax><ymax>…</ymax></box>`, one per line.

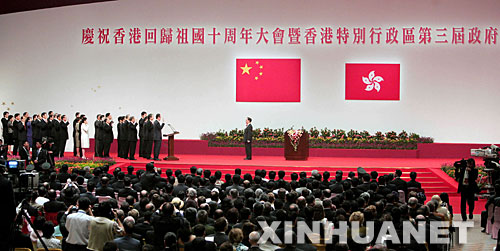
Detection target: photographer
<box><xmin>65</xmin><ymin>197</ymin><xmax>93</xmax><ymax>251</ymax></box>
<box><xmin>456</xmin><ymin>158</ymin><xmax>479</xmax><ymax>221</ymax></box>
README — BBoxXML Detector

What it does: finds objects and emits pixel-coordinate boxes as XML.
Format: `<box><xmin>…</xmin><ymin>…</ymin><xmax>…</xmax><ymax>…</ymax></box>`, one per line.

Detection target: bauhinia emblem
<box><xmin>362</xmin><ymin>70</ymin><xmax>384</xmax><ymax>92</ymax></box>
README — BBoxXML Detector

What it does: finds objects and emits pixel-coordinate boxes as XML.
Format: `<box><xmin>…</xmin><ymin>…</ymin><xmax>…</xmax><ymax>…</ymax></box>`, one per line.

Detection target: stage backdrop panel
<box><xmin>1</xmin><ymin>0</ymin><xmax>500</xmax><ymax>152</ymax></box>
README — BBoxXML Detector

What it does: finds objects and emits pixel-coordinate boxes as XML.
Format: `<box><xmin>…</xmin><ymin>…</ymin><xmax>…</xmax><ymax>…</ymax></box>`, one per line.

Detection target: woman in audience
<box><xmin>229</xmin><ymin>228</ymin><xmax>248</xmax><ymax>251</ymax></box>
<box><xmin>37</xmin><ymin>221</ymin><xmax>61</xmax><ymax>249</ymax></box>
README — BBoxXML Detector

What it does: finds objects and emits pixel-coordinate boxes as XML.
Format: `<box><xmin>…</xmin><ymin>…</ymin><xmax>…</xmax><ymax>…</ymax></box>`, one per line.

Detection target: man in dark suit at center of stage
<box><xmin>102</xmin><ymin>116</ymin><xmax>114</xmax><ymax>158</ymax></box>
<box><xmin>244</xmin><ymin>117</ymin><xmax>253</xmax><ymax>160</ymax></box>
<box><xmin>127</xmin><ymin>116</ymin><xmax>138</xmax><ymax>160</ymax></box>
<box><xmin>58</xmin><ymin>115</ymin><xmax>69</xmax><ymax>157</ymax></box>
<box><xmin>143</xmin><ymin>114</ymin><xmax>154</xmax><ymax>159</ymax></box>
<box><xmin>153</xmin><ymin>113</ymin><xmax>165</xmax><ymax>161</ymax></box>
<box><xmin>138</xmin><ymin>111</ymin><xmax>147</xmax><ymax>158</ymax></box>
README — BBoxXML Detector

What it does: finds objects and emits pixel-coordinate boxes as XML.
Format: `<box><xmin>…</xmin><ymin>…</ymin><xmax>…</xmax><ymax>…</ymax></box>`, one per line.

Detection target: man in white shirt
<box><xmin>65</xmin><ymin>197</ymin><xmax>93</xmax><ymax>251</ymax></box>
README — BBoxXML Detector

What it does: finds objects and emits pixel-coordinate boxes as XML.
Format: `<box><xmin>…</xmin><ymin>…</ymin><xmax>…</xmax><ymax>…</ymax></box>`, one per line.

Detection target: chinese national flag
<box><xmin>345</xmin><ymin>63</ymin><xmax>400</xmax><ymax>100</ymax></box>
<box><xmin>236</xmin><ymin>58</ymin><xmax>301</xmax><ymax>102</ymax></box>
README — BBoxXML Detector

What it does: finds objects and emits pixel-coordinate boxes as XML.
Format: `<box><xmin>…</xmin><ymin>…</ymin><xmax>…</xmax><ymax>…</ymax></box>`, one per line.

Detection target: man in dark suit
<box><xmin>143</xmin><ymin>114</ymin><xmax>154</xmax><ymax>159</ymax></box>
<box><xmin>140</xmin><ymin>162</ymin><xmax>161</xmax><ymax>191</ymax></box>
<box><xmin>72</xmin><ymin>112</ymin><xmax>80</xmax><ymax>157</ymax></box>
<box><xmin>32</xmin><ymin>141</ymin><xmax>48</xmax><ymax>171</ymax></box>
<box><xmin>127</xmin><ymin>116</ymin><xmax>138</xmax><ymax>160</ymax></box>
<box><xmin>12</xmin><ymin>113</ymin><xmax>21</xmax><ymax>155</ymax></box>
<box><xmin>102</xmin><ymin>117</ymin><xmax>114</xmax><ymax>158</ymax></box>
<box><xmin>96</xmin><ymin>176</ymin><xmax>116</xmax><ymax>198</ymax></box>
<box><xmin>244</xmin><ymin>117</ymin><xmax>253</xmax><ymax>160</ymax></box>
<box><xmin>58</xmin><ymin>115</ymin><xmax>69</xmax><ymax>157</ymax></box>
<box><xmin>407</xmin><ymin>171</ymin><xmax>422</xmax><ymax>189</ymax></box>
<box><xmin>51</xmin><ymin>115</ymin><xmax>61</xmax><ymax>154</ymax></box>
<box><xmin>138</xmin><ymin>111</ymin><xmax>147</xmax><ymax>158</ymax></box>
<box><xmin>207</xmin><ymin>217</ymin><xmax>229</xmax><ymax>247</ymax></box>
<box><xmin>94</xmin><ymin>114</ymin><xmax>103</xmax><ymax>157</ymax></box>
<box><xmin>1</xmin><ymin>112</ymin><xmax>8</xmax><ymax>141</ymax></box>
<box><xmin>391</xmin><ymin>169</ymin><xmax>408</xmax><ymax>195</ymax></box>
<box><xmin>121</xmin><ymin>115</ymin><xmax>130</xmax><ymax>159</ymax></box>
<box><xmin>19</xmin><ymin>140</ymin><xmax>31</xmax><ymax>164</ymax></box>
<box><xmin>17</xmin><ymin>116</ymin><xmax>27</xmax><ymax>154</ymax></box>
<box><xmin>117</xmin><ymin>116</ymin><xmax>124</xmax><ymax>158</ymax></box>
<box><xmin>153</xmin><ymin>113</ymin><xmax>165</xmax><ymax>161</ymax></box>
<box><xmin>39</xmin><ymin>112</ymin><xmax>49</xmax><ymax>139</ymax></box>
<box><xmin>456</xmin><ymin>158</ymin><xmax>479</xmax><ymax>221</ymax></box>
<box><xmin>32</xmin><ymin>114</ymin><xmax>41</xmax><ymax>146</ymax></box>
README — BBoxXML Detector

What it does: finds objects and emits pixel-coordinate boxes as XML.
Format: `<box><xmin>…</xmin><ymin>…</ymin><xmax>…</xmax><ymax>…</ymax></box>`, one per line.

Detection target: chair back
<box><xmin>488</xmin><ymin>204</ymin><xmax>495</xmax><ymax>220</ymax></box>
<box><xmin>494</xmin><ymin>207</ymin><xmax>500</xmax><ymax>223</ymax></box>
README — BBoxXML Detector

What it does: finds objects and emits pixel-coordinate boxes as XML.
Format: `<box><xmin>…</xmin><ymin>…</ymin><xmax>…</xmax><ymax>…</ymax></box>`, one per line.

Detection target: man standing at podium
<box><xmin>153</xmin><ymin>114</ymin><xmax>165</xmax><ymax>161</ymax></box>
<box><xmin>244</xmin><ymin>117</ymin><xmax>253</xmax><ymax>160</ymax></box>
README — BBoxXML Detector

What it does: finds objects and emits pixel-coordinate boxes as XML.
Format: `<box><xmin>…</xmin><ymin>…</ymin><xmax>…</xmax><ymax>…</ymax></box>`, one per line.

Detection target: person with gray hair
<box><xmin>248</xmin><ymin>231</ymin><xmax>263</xmax><ymax>251</ymax></box>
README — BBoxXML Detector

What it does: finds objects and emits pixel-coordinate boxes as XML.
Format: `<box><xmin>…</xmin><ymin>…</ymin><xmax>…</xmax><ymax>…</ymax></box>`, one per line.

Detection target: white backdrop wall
<box><xmin>1</xmin><ymin>0</ymin><xmax>500</xmax><ymax>151</ymax></box>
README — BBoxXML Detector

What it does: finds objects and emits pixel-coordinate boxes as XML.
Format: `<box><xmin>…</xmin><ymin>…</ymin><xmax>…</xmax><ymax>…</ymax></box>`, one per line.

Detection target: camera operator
<box><xmin>455</xmin><ymin>158</ymin><xmax>479</xmax><ymax>221</ymax></box>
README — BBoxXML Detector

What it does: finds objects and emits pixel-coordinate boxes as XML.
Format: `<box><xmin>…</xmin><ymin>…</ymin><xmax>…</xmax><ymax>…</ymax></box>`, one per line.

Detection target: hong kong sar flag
<box><xmin>236</xmin><ymin>59</ymin><xmax>301</xmax><ymax>102</ymax></box>
<box><xmin>345</xmin><ymin>63</ymin><xmax>400</xmax><ymax>100</ymax></box>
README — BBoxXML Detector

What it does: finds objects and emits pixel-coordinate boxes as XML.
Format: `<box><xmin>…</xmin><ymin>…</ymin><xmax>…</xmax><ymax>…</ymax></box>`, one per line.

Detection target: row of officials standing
<box><xmin>93</xmin><ymin>112</ymin><xmax>165</xmax><ymax>160</ymax></box>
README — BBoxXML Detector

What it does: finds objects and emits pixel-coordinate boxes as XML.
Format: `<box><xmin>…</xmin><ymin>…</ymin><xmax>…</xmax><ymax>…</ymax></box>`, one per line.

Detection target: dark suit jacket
<box><xmin>39</xmin><ymin>119</ymin><xmax>49</xmax><ymax>138</ymax></box>
<box><xmin>51</xmin><ymin>120</ymin><xmax>60</xmax><ymax>140</ymax></box>
<box><xmin>32</xmin><ymin>147</ymin><xmax>48</xmax><ymax>165</ymax></box>
<box><xmin>94</xmin><ymin>120</ymin><xmax>101</xmax><ymax>140</ymax></box>
<box><xmin>102</xmin><ymin>123</ymin><xmax>114</xmax><ymax>143</ymax></box>
<box><xmin>138</xmin><ymin>117</ymin><xmax>145</xmax><ymax>139</ymax></box>
<box><xmin>96</xmin><ymin>186</ymin><xmax>116</xmax><ymax>197</ymax></box>
<box><xmin>17</xmin><ymin>121</ymin><xmax>27</xmax><ymax>141</ymax></box>
<box><xmin>392</xmin><ymin>177</ymin><xmax>408</xmax><ymax>194</ymax></box>
<box><xmin>207</xmin><ymin>232</ymin><xmax>228</xmax><ymax>248</ymax></box>
<box><xmin>32</xmin><ymin>119</ymin><xmax>41</xmax><ymax>139</ymax></box>
<box><xmin>456</xmin><ymin>167</ymin><xmax>479</xmax><ymax>193</ymax></box>
<box><xmin>19</xmin><ymin>146</ymin><xmax>31</xmax><ymax>163</ymax></box>
<box><xmin>407</xmin><ymin>180</ymin><xmax>422</xmax><ymax>189</ymax></box>
<box><xmin>44</xmin><ymin>200</ymin><xmax>67</xmax><ymax>212</ymax></box>
<box><xmin>117</xmin><ymin>122</ymin><xmax>123</xmax><ymax>140</ymax></box>
<box><xmin>153</xmin><ymin>120</ymin><xmax>164</xmax><ymax>141</ymax></box>
<box><xmin>128</xmin><ymin>122</ymin><xmax>138</xmax><ymax>141</ymax></box>
<box><xmin>140</xmin><ymin>172</ymin><xmax>161</xmax><ymax>191</ymax></box>
<box><xmin>59</xmin><ymin>121</ymin><xmax>69</xmax><ymax>140</ymax></box>
<box><xmin>12</xmin><ymin>120</ymin><xmax>20</xmax><ymax>139</ymax></box>
<box><xmin>1</xmin><ymin>118</ymin><xmax>7</xmax><ymax>137</ymax></box>
<box><xmin>143</xmin><ymin>120</ymin><xmax>154</xmax><ymax>141</ymax></box>
<box><xmin>244</xmin><ymin>124</ymin><xmax>253</xmax><ymax>142</ymax></box>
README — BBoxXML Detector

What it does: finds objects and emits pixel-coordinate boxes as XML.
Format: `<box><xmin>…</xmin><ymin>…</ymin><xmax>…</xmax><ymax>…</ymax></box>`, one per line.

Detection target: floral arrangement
<box><xmin>200</xmin><ymin>127</ymin><xmax>433</xmax><ymax>150</ymax></box>
<box><xmin>441</xmin><ymin>163</ymin><xmax>488</xmax><ymax>189</ymax></box>
<box><xmin>55</xmin><ymin>157</ymin><xmax>116</xmax><ymax>172</ymax></box>
<box><xmin>287</xmin><ymin>129</ymin><xmax>304</xmax><ymax>151</ymax></box>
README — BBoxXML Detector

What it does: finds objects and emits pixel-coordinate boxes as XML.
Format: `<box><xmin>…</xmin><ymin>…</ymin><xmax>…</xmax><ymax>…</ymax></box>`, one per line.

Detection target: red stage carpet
<box><xmin>104</xmin><ymin>153</ymin><xmax>485</xmax><ymax>214</ymax></box>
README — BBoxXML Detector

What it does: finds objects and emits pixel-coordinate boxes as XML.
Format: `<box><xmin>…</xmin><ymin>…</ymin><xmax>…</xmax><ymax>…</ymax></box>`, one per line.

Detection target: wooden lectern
<box><xmin>284</xmin><ymin>131</ymin><xmax>309</xmax><ymax>160</ymax></box>
<box><xmin>163</xmin><ymin>124</ymin><xmax>180</xmax><ymax>161</ymax></box>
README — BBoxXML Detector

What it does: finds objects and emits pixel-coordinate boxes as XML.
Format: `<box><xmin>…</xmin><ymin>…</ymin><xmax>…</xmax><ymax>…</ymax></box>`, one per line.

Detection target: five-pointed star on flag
<box><xmin>240</xmin><ymin>64</ymin><xmax>252</xmax><ymax>75</ymax></box>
